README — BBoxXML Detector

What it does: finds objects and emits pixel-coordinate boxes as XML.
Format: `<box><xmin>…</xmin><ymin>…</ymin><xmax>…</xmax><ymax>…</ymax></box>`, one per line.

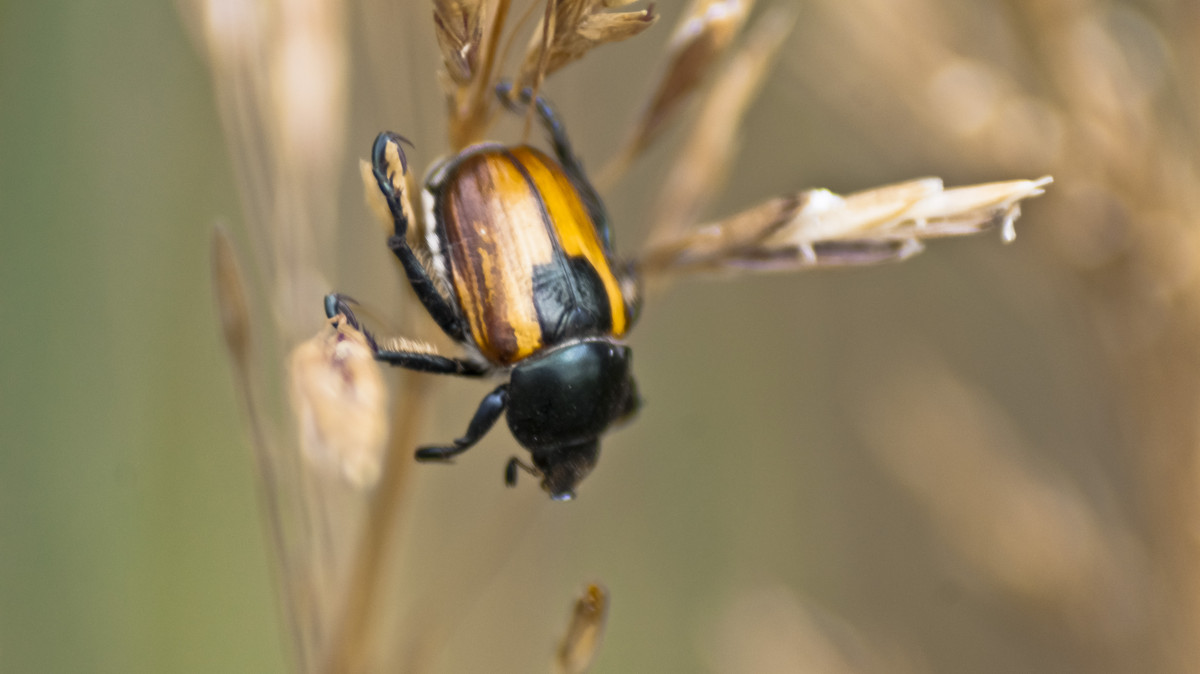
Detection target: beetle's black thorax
<box><xmin>505</xmin><ymin>339</ymin><xmax>634</xmax><ymax>449</ymax></box>
<box><xmin>504</xmin><ymin>339</ymin><xmax>637</xmax><ymax>499</ymax></box>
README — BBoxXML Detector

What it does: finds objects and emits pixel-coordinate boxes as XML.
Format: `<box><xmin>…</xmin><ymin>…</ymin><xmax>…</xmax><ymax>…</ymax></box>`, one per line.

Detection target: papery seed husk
<box><xmin>289</xmin><ymin>317</ymin><xmax>389</xmax><ymax>489</ymax></box>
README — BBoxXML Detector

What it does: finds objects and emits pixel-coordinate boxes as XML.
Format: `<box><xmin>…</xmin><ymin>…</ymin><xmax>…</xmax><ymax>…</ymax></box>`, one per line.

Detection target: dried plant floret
<box><xmin>639</xmin><ymin>176</ymin><xmax>1052</xmax><ymax>276</ymax></box>
<box><xmin>517</xmin><ymin>0</ymin><xmax>657</xmax><ymax>89</ymax></box>
<box><xmin>555</xmin><ymin>583</ymin><xmax>610</xmax><ymax>674</ymax></box>
<box><xmin>434</xmin><ymin>0</ymin><xmax>486</xmax><ymax>84</ymax></box>
<box><xmin>443</xmin><ymin>0</ymin><xmax>512</xmax><ymax>150</ymax></box>
<box><xmin>289</xmin><ymin>315</ymin><xmax>389</xmax><ymax>488</ymax></box>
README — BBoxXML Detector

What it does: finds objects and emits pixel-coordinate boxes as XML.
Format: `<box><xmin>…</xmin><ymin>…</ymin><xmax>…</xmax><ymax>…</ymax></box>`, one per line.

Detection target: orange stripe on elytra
<box><xmin>511</xmin><ymin>147</ymin><xmax>627</xmax><ymax>336</ymax></box>
<box><xmin>486</xmin><ymin>155</ymin><xmax>549</xmax><ymax>361</ymax></box>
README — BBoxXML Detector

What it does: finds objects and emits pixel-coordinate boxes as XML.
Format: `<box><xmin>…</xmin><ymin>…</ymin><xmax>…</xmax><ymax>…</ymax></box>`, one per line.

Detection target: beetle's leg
<box><xmin>324</xmin><ymin>292</ymin><xmax>488</xmax><ymax>377</ymax></box>
<box><xmin>325</xmin><ymin>292</ymin><xmax>362</xmax><ymax>327</ymax></box>
<box><xmin>494</xmin><ymin>82</ymin><xmax>616</xmax><ymax>253</ymax></box>
<box><xmin>371</xmin><ymin>132</ymin><xmax>469</xmax><ymax>343</ymax></box>
<box><xmin>325</xmin><ymin>292</ymin><xmax>384</xmax><ymax>353</ymax></box>
<box><xmin>495</xmin><ymin>82</ymin><xmax>576</xmax><ymax>169</ymax></box>
<box><xmin>373</xmin><ymin>347</ymin><xmax>488</xmax><ymax>376</ymax></box>
<box><xmin>504</xmin><ymin>456</ymin><xmax>539</xmax><ymax>487</ymax></box>
<box><xmin>415</xmin><ymin>384</ymin><xmax>509</xmax><ymax>461</ymax></box>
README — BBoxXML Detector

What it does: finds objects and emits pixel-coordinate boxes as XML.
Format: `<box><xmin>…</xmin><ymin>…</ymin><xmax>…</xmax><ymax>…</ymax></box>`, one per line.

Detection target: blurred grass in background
<box><xmin>3</xmin><ymin>0</ymin><xmax>1197</xmax><ymax>672</ymax></box>
<box><xmin>0</xmin><ymin>0</ymin><xmax>283</xmax><ymax>671</ymax></box>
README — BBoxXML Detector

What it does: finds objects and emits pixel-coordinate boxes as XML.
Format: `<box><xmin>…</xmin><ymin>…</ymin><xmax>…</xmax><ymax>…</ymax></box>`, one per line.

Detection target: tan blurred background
<box><xmin>4</xmin><ymin>1</ymin><xmax>1196</xmax><ymax>672</ymax></box>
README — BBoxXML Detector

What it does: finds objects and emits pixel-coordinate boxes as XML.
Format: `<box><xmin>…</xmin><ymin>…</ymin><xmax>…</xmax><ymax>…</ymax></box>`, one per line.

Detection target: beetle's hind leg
<box><xmin>323</xmin><ymin>293</ymin><xmax>488</xmax><ymax>377</ymax></box>
<box><xmin>369</xmin><ymin>133</ymin><xmax>470</xmax><ymax>343</ymax></box>
<box><xmin>495</xmin><ymin>82</ymin><xmax>574</xmax><ymax>160</ymax></box>
<box><xmin>494</xmin><ymin>82</ymin><xmax>616</xmax><ymax>252</ymax></box>
<box><xmin>495</xmin><ymin>82</ymin><xmax>585</xmax><ymax>186</ymax></box>
<box><xmin>415</xmin><ymin>384</ymin><xmax>509</xmax><ymax>461</ymax></box>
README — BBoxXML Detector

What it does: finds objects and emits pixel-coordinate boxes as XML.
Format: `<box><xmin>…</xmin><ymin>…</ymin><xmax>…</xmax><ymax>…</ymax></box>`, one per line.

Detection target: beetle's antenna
<box><xmin>505</xmin><ymin>456</ymin><xmax>540</xmax><ymax>487</ymax></box>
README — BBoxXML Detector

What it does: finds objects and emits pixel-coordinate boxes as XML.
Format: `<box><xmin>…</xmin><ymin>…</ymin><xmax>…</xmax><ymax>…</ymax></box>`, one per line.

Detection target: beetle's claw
<box><xmin>324</xmin><ymin>293</ymin><xmax>360</xmax><ymax>325</ymax></box>
<box><xmin>371</xmin><ymin>132</ymin><xmax>413</xmax><ymax>202</ymax></box>
<box><xmin>495</xmin><ymin>80</ymin><xmax>537</xmax><ymax>113</ymax></box>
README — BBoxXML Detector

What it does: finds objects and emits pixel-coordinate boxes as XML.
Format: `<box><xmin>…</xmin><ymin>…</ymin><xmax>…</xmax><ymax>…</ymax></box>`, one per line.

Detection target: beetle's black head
<box><xmin>528</xmin><ymin>440</ymin><xmax>599</xmax><ymax>501</ymax></box>
<box><xmin>506</xmin><ymin>340</ymin><xmax>638</xmax><ymax>499</ymax></box>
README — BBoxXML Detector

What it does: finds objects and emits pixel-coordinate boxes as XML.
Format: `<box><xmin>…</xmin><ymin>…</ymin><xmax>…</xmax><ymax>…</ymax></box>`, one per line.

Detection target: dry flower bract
<box><xmin>437</xmin><ymin>0</ymin><xmax>511</xmax><ymax>149</ymax></box>
<box><xmin>555</xmin><ymin>583</ymin><xmax>610</xmax><ymax>674</ymax></box>
<box><xmin>289</xmin><ymin>316</ymin><xmax>389</xmax><ymax>488</ymax></box>
<box><xmin>517</xmin><ymin>0</ymin><xmax>657</xmax><ymax>89</ymax></box>
<box><xmin>639</xmin><ymin>176</ymin><xmax>1051</xmax><ymax>276</ymax></box>
<box><xmin>434</xmin><ymin>0</ymin><xmax>486</xmax><ymax>85</ymax></box>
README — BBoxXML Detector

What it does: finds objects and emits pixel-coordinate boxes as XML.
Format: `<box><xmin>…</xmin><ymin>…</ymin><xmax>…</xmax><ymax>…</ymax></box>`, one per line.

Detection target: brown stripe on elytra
<box><xmin>442</xmin><ymin>154</ymin><xmax>517</xmax><ymax>361</ymax></box>
<box><xmin>439</xmin><ymin>151</ymin><xmax>552</xmax><ymax>364</ymax></box>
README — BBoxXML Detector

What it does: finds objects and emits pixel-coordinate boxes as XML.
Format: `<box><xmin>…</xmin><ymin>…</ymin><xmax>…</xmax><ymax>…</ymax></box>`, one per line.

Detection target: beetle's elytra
<box><xmin>327</xmin><ymin>84</ymin><xmax>640</xmax><ymax>500</ymax></box>
<box><xmin>434</xmin><ymin>145</ymin><xmax>631</xmax><ymax>365</ymax></box>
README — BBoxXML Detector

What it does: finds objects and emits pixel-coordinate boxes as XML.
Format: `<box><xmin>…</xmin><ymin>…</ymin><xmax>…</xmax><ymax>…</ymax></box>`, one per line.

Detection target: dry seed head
<box><xmin>517</xmin><ymin>0</ymin><xmax>657</xmax><ymax>89</ymax></box>
<box><xmin>289</xmin><ymin>316</ymin><xmax>389</xmax><ymax>488</ymax></box>
<box><xmin>772</xmin><ymin>175</ymin><xmax>1052</xmax><ymax>243</ymax></box>
<box><xmin>434</xmin><ymin>0</ymin><xmax>486</xmax><ymax>84</ymax></box>
<box><xmin>445</xmin><ymin>0</ymin><xmax>511</xmax><ymax>150</ymax></box>
<box><xmin>639</xmin><ymin>176</ymin><xmax>1051</xmax><ymax>276</ymax></box>
<box><xmin>555</xmin><ymin>583</ymin><xmax>610</xmax><ymax>674</ymax></box>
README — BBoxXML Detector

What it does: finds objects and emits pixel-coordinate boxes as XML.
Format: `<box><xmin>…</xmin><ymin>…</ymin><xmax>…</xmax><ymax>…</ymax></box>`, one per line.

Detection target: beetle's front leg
<box><xmin>370</xmin><ymin>132</ymin><xmax>469</xmax><ymax>342</ymax></box>
<box><xmin>325</xmin><ymin>292</ymin><xmax>362</xmax><ymax>328</ymax></box>
<box><xmin>494</xmin><ymin>82</ymin><xmax>616</xmax><ymax>252</ymax></box>
<box><xmin>495</xmin><ymin>82</ymin><xmax>575</xmax><ymax>168</ymax></box>
<box><xmin>415</xmin><ymin>384</ymin><xmax>509</xmax><ymax>461</ymax></box>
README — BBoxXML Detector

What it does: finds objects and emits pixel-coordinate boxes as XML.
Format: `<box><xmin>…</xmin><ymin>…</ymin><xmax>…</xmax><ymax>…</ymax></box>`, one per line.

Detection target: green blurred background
<box><xmin>2</xmin><ymin>1</ymin><xmax>1182</xmax><ymax>672</ymax></box>
<box><xmin>0</xmin><ymin>1</ymin><xmax>281</xmax><ymax>671</ymax></box>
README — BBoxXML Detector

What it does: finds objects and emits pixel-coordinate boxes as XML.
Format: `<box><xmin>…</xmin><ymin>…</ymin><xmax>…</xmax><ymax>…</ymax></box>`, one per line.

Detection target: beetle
<box><xmin>324</xmin><ymin>80</ymin><xmax>1049</xmax><ymax>500</ymax></box>
<box><xmin>327</xmin><ymin>84</ymin><xmax>640</xmax><ymax>501</ymax></box>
